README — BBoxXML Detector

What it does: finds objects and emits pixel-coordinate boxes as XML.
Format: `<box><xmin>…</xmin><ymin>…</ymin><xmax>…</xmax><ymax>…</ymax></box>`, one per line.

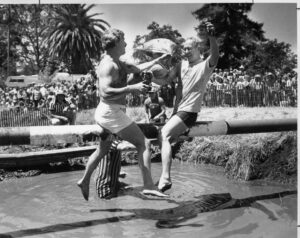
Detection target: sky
<box><xmin>90</xmin><ymin>3</ymin><xmax>297</xmax><ymax>57</ymax></box>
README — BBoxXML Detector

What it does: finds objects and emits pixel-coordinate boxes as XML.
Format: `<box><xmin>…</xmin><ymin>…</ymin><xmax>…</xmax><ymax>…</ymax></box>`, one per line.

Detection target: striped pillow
<box><xmin>95</xmin><ymin>138</ymin><xmax>122</xmax><ymax>199</ymax></box>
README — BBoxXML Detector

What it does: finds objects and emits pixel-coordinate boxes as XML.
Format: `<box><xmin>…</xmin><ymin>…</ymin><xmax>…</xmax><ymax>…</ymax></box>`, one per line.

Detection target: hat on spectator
<box><xmin>254</xmin><ymin>74</ymin><xmax>261</xmax><ymax>78</ymax></box>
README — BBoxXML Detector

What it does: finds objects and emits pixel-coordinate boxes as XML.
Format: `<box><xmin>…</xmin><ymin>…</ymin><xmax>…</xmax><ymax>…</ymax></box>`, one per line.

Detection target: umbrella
<box><xmin>136</xmin><ymin>38</ymin><xmax>176</xmax><ymax>55</ymax></box>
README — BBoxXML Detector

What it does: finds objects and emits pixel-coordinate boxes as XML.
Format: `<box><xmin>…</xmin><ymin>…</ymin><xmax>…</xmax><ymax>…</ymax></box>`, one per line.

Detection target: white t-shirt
<box><xmin>177</xmin><ymin>58</ymin><xmax>215</xmax><ymax>113</ymax></box>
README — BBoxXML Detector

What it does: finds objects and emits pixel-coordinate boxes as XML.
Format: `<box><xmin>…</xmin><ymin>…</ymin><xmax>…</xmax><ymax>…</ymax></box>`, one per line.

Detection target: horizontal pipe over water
<box><xmin>0</xmin><ymin>119</ymin><xmax>297</xmax><ymax>146</ymax></box>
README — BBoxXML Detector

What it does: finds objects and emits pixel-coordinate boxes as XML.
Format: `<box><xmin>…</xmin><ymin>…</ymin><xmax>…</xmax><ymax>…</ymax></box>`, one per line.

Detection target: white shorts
<box><xmin>94</xmin><ymin>101</ymin><xmax>133</xmax><ymax>134</ymax></box>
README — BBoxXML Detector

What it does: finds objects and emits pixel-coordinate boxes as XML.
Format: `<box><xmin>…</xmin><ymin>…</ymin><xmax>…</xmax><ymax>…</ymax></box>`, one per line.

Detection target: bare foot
<box><xmin>77</xmin><ymin>180</ymin><xmax>89</xmax><ymax>201</ymax></box>
<box><xmin>142</xmin><ymin>188</ymin><xmax>169</xmax><ymax>197</ymax></box>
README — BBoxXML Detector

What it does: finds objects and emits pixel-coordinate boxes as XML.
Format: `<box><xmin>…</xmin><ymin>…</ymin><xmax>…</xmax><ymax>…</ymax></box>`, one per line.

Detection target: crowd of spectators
<box><xmin>204</xmin><ymin>67</ymin><xmax>297</xmax><ymax>107</ymax></box>
<box><xmin>125</xmin><ymin>67</ymin><xmax>297</xmax><ymax>108</ymax></box>
<box><xmin>0</xmin><ymin>71</ymin><xmax>99</xmax><ymax>113</ymax></box>
<box><xmin>0</xmin><ymin>67</ymin><xmax>297</xmax><ymax>114</ymax></box>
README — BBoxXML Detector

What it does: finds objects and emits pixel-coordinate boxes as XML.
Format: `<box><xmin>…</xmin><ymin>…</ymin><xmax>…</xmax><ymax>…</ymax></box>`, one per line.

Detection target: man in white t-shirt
<box><xmin>157</xmin><ymin>20</ymin><xmax>219</xmax><ymax>192</ymax></box>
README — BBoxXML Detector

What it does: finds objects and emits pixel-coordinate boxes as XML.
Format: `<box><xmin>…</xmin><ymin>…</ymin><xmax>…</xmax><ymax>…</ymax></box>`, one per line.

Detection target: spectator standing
<box><xmin>144</xmin><ymin>90</ymin><xmax>167</xmax><ymax>123</ymax></box>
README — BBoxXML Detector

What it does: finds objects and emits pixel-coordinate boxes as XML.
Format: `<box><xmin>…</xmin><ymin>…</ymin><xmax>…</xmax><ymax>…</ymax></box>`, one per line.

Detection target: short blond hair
<box><xmin>102</xmin><ymin>28</ymin><xmax>125</xmax><ymax>50</ymax></box>
<box><xmin>184</xmin><ymin>37</ymin><xmax>202</xmax><ymax>49</ymax></box>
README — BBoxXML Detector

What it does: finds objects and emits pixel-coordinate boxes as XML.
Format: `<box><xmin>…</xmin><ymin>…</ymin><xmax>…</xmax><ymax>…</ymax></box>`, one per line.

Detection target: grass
<box><xmin>75</xmin><ymin>106</ymin><xmax>297</xmax><ymax>124</ymax></box>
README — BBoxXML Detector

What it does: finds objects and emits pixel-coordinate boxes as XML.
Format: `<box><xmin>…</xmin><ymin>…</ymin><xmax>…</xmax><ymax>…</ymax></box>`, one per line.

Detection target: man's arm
<box><xmin>121</xmin><ymin>53</ymin><xmax>170</xmax><ymax>74</ymax></box>
<box><xmin>207</xmin><ymin>36</ymin><xmax>219</xmax><ymax>68</ymax></box>
<box><xmin>201</xmin><ymin>21</ymin><xmax>219</xmax><ymax>68</ymax></box>
<box><xmin>49</xmin><ymin>106</ymin><xmax>69</xmax><ymax>122</ymax></box>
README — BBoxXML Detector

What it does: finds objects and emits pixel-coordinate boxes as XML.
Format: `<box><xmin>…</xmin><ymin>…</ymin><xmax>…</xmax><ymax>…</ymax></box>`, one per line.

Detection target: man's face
<box><xmin>182</xmin><ymin>40</ymin><xmax>200</xmax><ymax>63</ymax></box>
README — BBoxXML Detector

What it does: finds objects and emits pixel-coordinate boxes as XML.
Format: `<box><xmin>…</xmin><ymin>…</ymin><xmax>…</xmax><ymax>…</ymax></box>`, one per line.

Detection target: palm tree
<box><xmin>43</xmin><ymin>4</ymin><xmax>110</xmax><ymax>74</ymax></box>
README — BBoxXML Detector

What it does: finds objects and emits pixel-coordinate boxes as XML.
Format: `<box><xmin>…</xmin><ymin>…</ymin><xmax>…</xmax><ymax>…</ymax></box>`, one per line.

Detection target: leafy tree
<box><xmin>0</xmin><ymin>4</ymin><xmax>59</xmax><ymax>77</ymax></box>
<box><xmin>192</xmin><ymin>3</ymin><xmax>265</xmax><ymax>69</ymax></box>
<box><xmin>0</xmin><ymin>5</ymin><xmax>23</xmax><ymax>76</ymax></box>
<box><xmin>43</xmin><ymin>4</ymin><xmax>110</xmax><ymax>74</ymax></box>
<box><xmin>14</xmin><ymin>5</ymin><xmax>57</xmax><ymax>75</ymax></box>
<box><xmin>133</xmin><ymin>21</ymin><xmax>184</xmax><ymax>64</ymax></box>
<box><xmin>242</xmin><ymin>39</ymin><xmax>297</xmax><ymax>77</ymax></box>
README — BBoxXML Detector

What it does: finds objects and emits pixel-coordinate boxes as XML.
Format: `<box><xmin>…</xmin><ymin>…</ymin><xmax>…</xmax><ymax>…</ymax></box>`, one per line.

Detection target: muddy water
<box><xmin>0</xmin><ymin>161</ymin><xmax>296</xmax><ymax>238</ymax></box>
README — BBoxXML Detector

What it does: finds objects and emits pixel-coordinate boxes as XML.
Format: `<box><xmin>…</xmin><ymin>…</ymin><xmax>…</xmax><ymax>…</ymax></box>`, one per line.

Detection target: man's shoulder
<box><xmin>98</xmin><ymin>57</ymin><xmax>116</xmax><ymax>74</ymax></box>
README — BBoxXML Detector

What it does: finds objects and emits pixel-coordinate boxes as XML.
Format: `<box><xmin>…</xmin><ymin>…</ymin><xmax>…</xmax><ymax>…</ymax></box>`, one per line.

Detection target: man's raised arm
<box><xmin>205</xmin><ymin>21</ymin><xmax>219</xmax><ymax>68</ymax></box>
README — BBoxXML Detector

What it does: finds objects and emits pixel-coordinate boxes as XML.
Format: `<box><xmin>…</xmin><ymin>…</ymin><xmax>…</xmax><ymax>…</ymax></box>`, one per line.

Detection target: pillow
<box><xmin>95</xmin><ymin>138</ymin><xmax>122</xmax><ymax>199</ymax></box>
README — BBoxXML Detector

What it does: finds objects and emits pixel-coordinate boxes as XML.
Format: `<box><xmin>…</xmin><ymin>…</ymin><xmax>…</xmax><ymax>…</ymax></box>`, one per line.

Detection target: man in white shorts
<box><xmin>157</xmin><ymin>20</ymin><xmax>219</xmax><ymax>192</ymax></box>
<box><xmin>77</xmin><ymin>28</ymin><xmax>168</xmax><ymax>200</ymax></box>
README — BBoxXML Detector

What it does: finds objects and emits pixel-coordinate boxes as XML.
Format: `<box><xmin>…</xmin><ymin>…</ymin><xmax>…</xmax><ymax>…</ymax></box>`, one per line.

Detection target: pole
<box><xmin>0</xmin><ymin>119</ymin><xmax>297</xmax><ymax>146</ymax></box>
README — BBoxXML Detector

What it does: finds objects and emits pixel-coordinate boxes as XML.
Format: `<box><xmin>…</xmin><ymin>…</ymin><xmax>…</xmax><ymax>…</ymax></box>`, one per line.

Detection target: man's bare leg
<box><xmin>77</xmin><ymin>138</ymin><xmax>112</xmax><ymax>201</ymax></box>
<box><xmin>117</xmin><ymin>122</ymin><xmax>167</xmax><ymax>197</ymax></box>
<box><xmin>159</xmin><ymin>115</ymin><xmax>187</xmax><ymax>191</ymax></box>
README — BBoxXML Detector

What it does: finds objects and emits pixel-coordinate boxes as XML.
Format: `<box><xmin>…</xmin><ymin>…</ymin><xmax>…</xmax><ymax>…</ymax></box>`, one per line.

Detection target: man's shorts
<box><xmin>95</xmin><ymin>101</ymin><xmax>133</xmax><ymax>134</ymax></box>
<box><xmin>176</xmin><ymin>111</ymin><xmax>198</xmax><ymax>128</ymax></box>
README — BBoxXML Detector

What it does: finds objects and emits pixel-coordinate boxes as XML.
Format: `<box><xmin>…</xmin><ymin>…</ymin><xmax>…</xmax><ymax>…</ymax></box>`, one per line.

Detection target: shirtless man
<box><xmin>77</xmin><ymin>28</ymin><xmax>168</xmax><ymax>200</ymax></box>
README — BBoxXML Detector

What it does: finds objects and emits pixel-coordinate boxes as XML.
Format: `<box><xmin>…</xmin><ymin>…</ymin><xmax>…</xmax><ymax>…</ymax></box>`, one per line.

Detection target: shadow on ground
<box><xmin>0</xmin><ymin>190</ymin><xmax>296</xmax><ymax>237</ymax></box>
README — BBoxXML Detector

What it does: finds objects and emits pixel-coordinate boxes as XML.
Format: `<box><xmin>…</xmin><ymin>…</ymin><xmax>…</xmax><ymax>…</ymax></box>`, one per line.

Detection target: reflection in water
<box><xmin>0</xmin><ymin>190</ymin><xmax>296</xmax><ymax>237</ymax></box>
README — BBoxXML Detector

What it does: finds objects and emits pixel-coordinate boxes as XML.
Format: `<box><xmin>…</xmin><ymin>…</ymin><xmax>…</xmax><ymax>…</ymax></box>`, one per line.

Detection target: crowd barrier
<box><xmin>0</xmin><ymin>108</ymin><xmax>50</xmax><ymax>127</ymax></box>
<box><xmin>203</xmin><ymin>87</ymin><xmax>297</xmax><ymax>107</ymax></box>
<box><xmin>125</xmin><ymin>87</ymin><xmax>297</xmax><ymax>108</ymax></box>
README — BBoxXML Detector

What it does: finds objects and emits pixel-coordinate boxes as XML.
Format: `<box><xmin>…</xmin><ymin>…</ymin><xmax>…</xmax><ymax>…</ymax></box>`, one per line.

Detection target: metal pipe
<box><xmin>0</xmin><ymin>119</ymin><xmax>297</xmax><ymax>146</ymax></box>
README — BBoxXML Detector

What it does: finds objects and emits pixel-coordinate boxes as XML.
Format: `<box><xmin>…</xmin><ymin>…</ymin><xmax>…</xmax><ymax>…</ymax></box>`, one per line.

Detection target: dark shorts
<box><xmin>176</xmin><ymin>111</ymin><xmax>198</xmax><ymax>128</ymax></box>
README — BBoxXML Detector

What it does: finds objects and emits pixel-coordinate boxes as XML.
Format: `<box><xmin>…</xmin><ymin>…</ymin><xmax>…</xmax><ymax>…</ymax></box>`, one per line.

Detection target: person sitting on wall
<box><xmin>49</xmin><ymin>90</ymin><xmax>76</xmax><ymax>125</ymax></box>
<box><xmin>144</xmin><ymin>90</ymin><xmax>167</xmax><ymax>123</ymax></box>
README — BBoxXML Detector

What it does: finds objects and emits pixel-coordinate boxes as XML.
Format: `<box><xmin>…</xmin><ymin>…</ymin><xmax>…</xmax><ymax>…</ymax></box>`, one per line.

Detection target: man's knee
<box><xmin>160</xmin><ymin>127</ymin><xmax>173</xmax><ymax>142</ymax></box>
<box><xmin>135</xmin><ymin>137</ymin><xmax>151</xmax><ymax>151</ymax></box>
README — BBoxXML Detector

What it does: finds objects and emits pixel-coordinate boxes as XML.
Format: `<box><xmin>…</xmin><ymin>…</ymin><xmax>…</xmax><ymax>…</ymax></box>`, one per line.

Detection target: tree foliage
<box><xmin>0</xmin><ymin>4</ymin><xmax>59</xmax><ymax>76</ymax></box>
<box><xmin>0</xmin><ymin>5</ymin><xmax>23</xmax><ymax>76</ymax></box>
<box><xmin>192</xmin><ymin>3</ymin><xmax>297</xmax><ymax>76</ymax></box>
<box><xmin>42</xmin><ymin>4</ymin><xmax>110</xmax><ymax>74</ymax></box>
<box><xmin>242</xmin><ymin>39</ymin><xmax>297</xmax><ymax>77</ymax></box>
<box><xmin>193</xmin><ymin>3</ymin><xmax>265</xmax><ymax>69</ymax></box>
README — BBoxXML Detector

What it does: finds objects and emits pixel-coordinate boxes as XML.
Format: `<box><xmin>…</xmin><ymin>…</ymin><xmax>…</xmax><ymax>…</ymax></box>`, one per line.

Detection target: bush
<box><xmin>174</xmin><ymin>132</ymin><xmax>297</xmax><ymax>184</ymax></box>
